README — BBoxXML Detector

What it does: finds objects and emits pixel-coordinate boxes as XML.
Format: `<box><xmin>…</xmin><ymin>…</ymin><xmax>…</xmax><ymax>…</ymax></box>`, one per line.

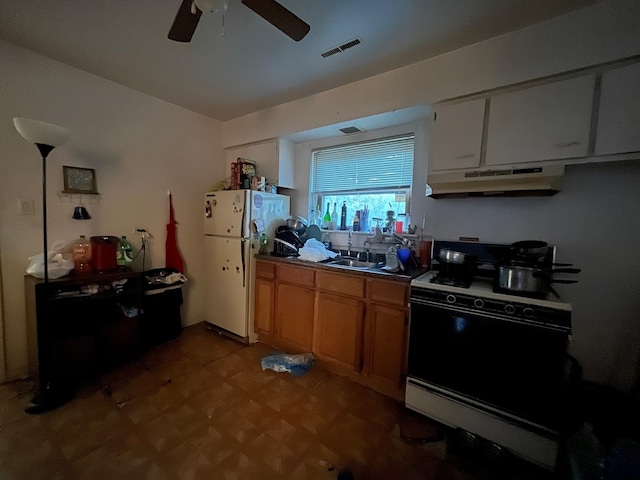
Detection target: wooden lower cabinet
<box><xmin>274</xmin><ymin>282</ymin><xmax>315</xmax><ymax>351</ymax></box>
<box><xmin>313</xmin><ymin>292</ymin><xmax>365</xmax><ymax>371</ymax></box>
<box><xmin>254</xmin><ymin>278</ymin><xmax>275</xmax><ymax>336</ymax></box>
<box><xmin>364</xmin><ymin>303</ymin><xmax>408</xmax><ymax>389</ymax></box>
<box><xmin>254</xmin><ymin>259</ymin><xmax>409</xmax><ymax>400</ymax></box>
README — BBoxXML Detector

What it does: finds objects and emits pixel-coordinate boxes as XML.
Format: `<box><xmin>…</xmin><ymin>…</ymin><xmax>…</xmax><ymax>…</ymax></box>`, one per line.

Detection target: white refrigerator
<box><xmin>204</xmin><ymin>190</ymin><xmax>290</xmax><ymax>341</ymax></box>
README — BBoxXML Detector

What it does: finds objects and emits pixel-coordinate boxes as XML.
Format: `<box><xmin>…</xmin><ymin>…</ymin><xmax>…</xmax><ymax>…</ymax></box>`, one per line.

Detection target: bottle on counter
<box><xmin>340</xmin><ymin>201</ymin><xmax>347</xmax><ymax>230</ymax></box>
<box><xmin>72</xmin><ymin>235</ymin><xmax>92</xmax><ymax>275</ymax></box>
<box><xmin>117</xmin><ymin>236</ymin><xmax>133</xmax><ymax>269</ymax></box>
<box><xmin>315</xmin><ymin>204</ymin><xmax>323</xmax><ymax>227</ymax></box>
<box><xmin>323</xmin><ymin>202</ymin><xmax>331</xmax><ymax>229</ymax></box>
<box><xmin>309</xmin><ymin>209</ymin><xmax>316</xmax><ymax>227</ymax></box>
<box><xmin>330</xmin><ymin>202</ymin><xmax>338</xmax><ymax>228</ymax></box>
<box><xmin>352</xmin><ymin>211</ymin><xmax>360</xmax><ymax>232</ymax></box>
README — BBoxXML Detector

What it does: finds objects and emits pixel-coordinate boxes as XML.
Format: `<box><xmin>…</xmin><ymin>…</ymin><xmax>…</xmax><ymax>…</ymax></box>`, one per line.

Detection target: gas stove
<box><xmin>411</xmin><ymin>270</ymin><xmax>571</xmax><ymax>331</ymax></box>
<box><xmin>407</xmin><ymin>240</ymin><xmax>573</xmax><ymax>469</ymax></box>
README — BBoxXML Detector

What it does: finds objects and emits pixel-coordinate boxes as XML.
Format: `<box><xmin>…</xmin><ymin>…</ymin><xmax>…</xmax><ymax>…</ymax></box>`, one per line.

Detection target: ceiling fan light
<box><xmin>13</xmin><ymin>118</ymin><xmax>70</xmax><ymax>148</ymax></box>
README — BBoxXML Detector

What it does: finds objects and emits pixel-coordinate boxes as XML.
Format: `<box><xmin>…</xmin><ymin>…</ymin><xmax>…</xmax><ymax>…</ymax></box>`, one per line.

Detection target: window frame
<box><xmin>309</xmin><ymin>133</ymin><xmax>415</xmax><ymax>227</ymax></box>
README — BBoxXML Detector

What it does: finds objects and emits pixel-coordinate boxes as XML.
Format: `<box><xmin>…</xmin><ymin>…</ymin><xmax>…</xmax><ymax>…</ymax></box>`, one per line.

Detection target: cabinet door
<box><xmin>485</xmin><ymin>75</ymin><xmax>594</xmax><ymax>166</ymax></box>
<box><xmin>364</xmin><ymin>304</ymin><xmax>407</xmax><ymax>389</ymax></box>
<box><xmin>225</xmin><ymin>139</ymin><xmax>294</xmax><ymax>188</ymax></box>
<box><xmin>274</xmin><ymin>283</ymin><xmax>314</xmax><ymax>350</ymax></box>
<box><xmin>430</xmin><ymin>99</ymin><xmax>485</xmax><ymax>171</ymax></box>
<box><xmin>595</xmin><ymin>62</ymin><xmax>640</xmax><ymax>156</ymax></box>
<box><xmin>313</xmin><ymin>292</ymin><xmax>364</xmax><ymax>371</ymax></box>
<box><xmin>254</xmin><ymin>278</ymin><xmax>275</xmax><ymax>336</ymax></box>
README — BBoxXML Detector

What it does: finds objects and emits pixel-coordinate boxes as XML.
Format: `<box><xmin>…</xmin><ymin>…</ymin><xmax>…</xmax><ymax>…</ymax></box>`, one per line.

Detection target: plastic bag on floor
<box><xmin>260</xmin><ymin>353</ymin><xmax>314</xmax><ymax>376</ymax></box>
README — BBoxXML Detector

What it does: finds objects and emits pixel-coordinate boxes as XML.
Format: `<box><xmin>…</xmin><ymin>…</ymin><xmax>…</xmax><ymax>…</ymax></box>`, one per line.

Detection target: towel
<box><xmin>298</xmin><ymin>238</ymin><xmax>338</xmax><ymax>262</ymax></box>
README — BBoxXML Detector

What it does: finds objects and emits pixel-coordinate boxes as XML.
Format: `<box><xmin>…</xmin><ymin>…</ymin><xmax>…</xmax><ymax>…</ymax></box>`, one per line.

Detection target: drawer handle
<box><xmin>554</xmin><ymin>141</ymin><xmax>581</xmax><ymax>148</ymax></box>
<box><xmin>455</xmin><ymin>153</ymin><xmax>475</xmax><ymax>159</ymax></box>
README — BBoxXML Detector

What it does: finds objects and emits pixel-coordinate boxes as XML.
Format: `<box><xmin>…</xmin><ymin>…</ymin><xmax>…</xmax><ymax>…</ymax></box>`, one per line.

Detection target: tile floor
<box><xmin>0</xmin><ymin>323</ymin><xmax>552</xmax><ymax>479</ymax></box>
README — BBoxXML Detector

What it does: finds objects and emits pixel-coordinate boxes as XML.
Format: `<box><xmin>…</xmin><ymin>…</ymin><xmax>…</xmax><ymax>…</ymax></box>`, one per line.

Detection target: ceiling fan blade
<box><xmin>168</xmin><ymin>0</ymin><xmax>202</xmax><ymax>42</ymax></box>
<box><xmin>241</xmin><ymin>0</ymin><xmax>310</xmax><ymax>42</ymax></box>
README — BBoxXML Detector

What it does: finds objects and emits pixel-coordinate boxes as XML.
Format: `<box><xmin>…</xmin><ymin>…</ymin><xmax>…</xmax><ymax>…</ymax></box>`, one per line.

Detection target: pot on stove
<box><xmin>496</xmin><ymin>265</ymin><xmax>579</xmax><ymax>298</ymax></box>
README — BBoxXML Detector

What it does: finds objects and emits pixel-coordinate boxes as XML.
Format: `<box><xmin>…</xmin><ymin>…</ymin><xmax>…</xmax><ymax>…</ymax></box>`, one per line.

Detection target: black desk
<box><xmin>24</xmin><ymin>270</ymin><xmax>141</xmax><ymax>413</ymax></box>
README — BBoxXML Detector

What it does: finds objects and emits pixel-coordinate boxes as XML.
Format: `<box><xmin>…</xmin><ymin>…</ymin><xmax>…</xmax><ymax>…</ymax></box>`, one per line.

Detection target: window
<box><xmin>310</xmin><ymin>134</ymin><xmax>414</xmax><ymax>232</ymax></box>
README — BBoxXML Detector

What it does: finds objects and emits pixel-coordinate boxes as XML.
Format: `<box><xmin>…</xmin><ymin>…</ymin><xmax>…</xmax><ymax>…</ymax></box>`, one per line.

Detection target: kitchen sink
<box><xmin>326</xmin><ymin>257</ymin><xmax>383</xmax><ymax>269</ymax></box>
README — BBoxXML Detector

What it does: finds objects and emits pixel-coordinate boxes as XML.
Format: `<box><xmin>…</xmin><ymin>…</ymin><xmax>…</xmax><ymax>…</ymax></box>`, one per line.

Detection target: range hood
<box><xmin>426</xmin><ymin>165</ymin><xmax>565</xmax><ymax>198</ymax></box>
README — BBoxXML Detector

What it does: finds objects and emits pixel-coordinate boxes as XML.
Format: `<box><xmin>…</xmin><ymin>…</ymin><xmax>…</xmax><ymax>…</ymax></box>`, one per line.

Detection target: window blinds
<box><xmin>311</xmin><ymin>134</ymin><xmax>415</xmax><ymax>193</ymax></box>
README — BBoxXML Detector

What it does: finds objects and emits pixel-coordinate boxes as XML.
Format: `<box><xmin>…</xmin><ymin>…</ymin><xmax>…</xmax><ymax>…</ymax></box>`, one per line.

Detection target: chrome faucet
<box><xmin>347</xmin><ymin>229</ymin><xmax>353</xmax><ymax>257</ymax></box>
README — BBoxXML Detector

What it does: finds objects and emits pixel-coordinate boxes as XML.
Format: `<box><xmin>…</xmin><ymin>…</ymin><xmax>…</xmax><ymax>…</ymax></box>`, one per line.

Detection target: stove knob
<box><xmin>523</xmin><ymin>307</ymin><xmax>535</xmax><ymax>318</ymax></box>
<box><xmin>446</xmin><ymin>294</ymin><xmax>457</xmax><ymax>304</ymax></box>
<box><xmin>473</xmin><ymin>299</ymin><xmax>485</xmax><ymax>309</ymax></box>
<box><xmin>504</xmin><ymin>304</ymin><xmax>516</xmax><ymax>315</ymax></box>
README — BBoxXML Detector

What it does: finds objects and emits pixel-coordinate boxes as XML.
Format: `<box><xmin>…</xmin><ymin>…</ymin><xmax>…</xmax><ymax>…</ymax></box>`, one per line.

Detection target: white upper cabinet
<box><xmin>595</xmin><ymin>62</ymin><xmax>640</xmax><ymax>156</ymax></box>
<box><xmin>485</xmin><ymin>75</ymin><xmax>595</xmax><ymax>166</ymax></box>
<box><xmin>226</xmin><ymin>138</ymin><xmax>294</xmax><ymax>188</ymax></box>
<box><xmin>429</xmin><ymin>99</ymin><xmax>486</xmax><ymax>171</ymax></box>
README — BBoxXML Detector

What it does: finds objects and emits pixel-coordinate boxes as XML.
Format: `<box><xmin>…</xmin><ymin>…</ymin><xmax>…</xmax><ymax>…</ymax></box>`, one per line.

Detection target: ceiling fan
<box><xmin>168</xmin><ymin>0</ymin><xmax>310</xmax><ymax>43</ymax></box>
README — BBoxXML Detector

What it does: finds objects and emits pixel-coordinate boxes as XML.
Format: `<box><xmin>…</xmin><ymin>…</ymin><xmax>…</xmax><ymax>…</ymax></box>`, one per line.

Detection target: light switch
<box><xmin>18</xmin><ymin>199</ymin><xmax>35</xmax><ymax>215</ymax></box>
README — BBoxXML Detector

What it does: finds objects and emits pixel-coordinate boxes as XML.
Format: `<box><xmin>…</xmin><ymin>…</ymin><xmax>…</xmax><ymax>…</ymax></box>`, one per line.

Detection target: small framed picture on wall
<box><xmin>63</xmin><ymin>166</ymin><xmax>98</xmax><ymax>194</ymax></box>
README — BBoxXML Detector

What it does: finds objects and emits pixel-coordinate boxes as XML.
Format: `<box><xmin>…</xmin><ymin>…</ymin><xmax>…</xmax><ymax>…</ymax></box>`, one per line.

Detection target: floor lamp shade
<box><xmin>13</xmin><ymin>118</ymin><xmax>70</xmax><ymax>150</ymax></box>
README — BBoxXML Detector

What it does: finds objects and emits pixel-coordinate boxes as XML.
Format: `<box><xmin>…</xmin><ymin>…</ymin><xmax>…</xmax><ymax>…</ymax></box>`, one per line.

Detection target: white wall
<box><xmin>0</xmin><ymin>40</ymin><xmax>224</xmax><ymax>380</ymax></box>
<box><xmin>223</xmin><ymin>0</ymin><xmax>640</xmax><ymax>147</ymax></box>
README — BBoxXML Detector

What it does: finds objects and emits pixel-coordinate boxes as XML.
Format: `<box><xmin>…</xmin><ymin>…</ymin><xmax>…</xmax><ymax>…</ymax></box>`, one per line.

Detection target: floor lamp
<box><xmin>13</xmin><ymin>117</ymin><xmax>70</xmax><ymax>413</ymax></box>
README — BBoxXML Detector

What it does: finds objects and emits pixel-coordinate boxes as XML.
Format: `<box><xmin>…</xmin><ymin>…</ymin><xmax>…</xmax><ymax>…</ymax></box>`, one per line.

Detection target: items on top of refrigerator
<box><xmin>230</xmin><ymin>157</ymin><xmax>257</xmax><ymax>190</ymax></box>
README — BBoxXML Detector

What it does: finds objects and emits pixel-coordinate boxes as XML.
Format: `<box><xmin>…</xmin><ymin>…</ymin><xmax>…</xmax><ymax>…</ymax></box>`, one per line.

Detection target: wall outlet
<box><xmin>135</xmin><ymin>227</ymin><xmax>151</xmax><ymax>239</ymax></box>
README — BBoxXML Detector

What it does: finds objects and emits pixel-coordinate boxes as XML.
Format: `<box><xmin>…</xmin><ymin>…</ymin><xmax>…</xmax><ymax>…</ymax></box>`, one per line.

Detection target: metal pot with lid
<box><xmin>496</xmin><ymin>265</ymin><xmax>580</xmax><ymax>298</ymax></box>
<box><xmin>438</xmin><ymin>248</ymin><xmax>476</xmax><ymax>265</ymax></box>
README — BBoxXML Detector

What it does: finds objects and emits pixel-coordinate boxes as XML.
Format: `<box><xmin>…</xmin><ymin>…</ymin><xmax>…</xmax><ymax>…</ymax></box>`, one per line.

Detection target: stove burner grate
<box><xmin>429</xmin><ymin>276</ymin><xmax>472</xmax><ymax>288</ymax></box>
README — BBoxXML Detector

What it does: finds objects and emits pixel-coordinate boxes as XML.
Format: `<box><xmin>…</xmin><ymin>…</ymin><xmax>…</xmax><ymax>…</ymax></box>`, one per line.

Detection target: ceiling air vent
<box><xmin>339</xmin><ymin>126</ymin><xmax>363</xmax><ymax>134</ymax></box>
<box><xmin>321</xmin><ymin>37</ymin><xmax>362</xmax><ymax>59</ymax></box>
<box><xmin>321</xmin><ymin>47</ymin><xmax>341</xmax><ymax>58</ymax></box>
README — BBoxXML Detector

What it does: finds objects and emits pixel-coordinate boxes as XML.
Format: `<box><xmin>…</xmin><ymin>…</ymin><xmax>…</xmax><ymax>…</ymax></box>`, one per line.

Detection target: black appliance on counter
<box><xmin>271</xmin><ymin>227</ymin><xmax>304</xmax><ymax>257</ymax></box>
<box><xmin>406</xmin><ymin>240</ymin><xmax>574</xmax><ymax>471</ymax></box>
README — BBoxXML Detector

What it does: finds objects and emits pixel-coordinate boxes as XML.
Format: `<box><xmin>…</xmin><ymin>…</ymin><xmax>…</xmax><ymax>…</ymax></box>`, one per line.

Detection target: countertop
<box><xmin>255</xmin><ymin>254</ymin><xmax>427</xmax><ymax>283</ymax></box>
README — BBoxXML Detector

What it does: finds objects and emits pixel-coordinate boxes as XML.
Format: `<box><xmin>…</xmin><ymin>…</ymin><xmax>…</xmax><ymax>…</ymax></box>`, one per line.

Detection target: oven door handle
<box><xmin>409</xmin><ymin>297</ymin><xmax>570</xmax><ymax>333</ymax></box>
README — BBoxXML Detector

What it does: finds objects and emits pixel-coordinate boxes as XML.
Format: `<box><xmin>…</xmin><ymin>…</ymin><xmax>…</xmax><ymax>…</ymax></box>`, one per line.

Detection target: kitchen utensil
<box><xmin>438</xmin><ymin>248</ymin><xmax>475</xmax><ymax>265</ymax></box>
<box><xmin>276</xmin><ymin>229</ymin><xmax>304</xmax><ymax>248</ymax></box>
<box><xmin>510</xmin><ymin>240</ymin><xmax>549</xmax><ymax>260</ymax></box>
<box><xmin>496</xmin><ymin>265</ymin><xmax>579</xmax><ymax>296</ymax></box>
<box><xmin>305</xmin><ymin>225</ymin><xmax>322</xmax><ymax>241</ymax></box>
<box><xmin>273</xmin><ymin>237</ymin><xmax>299</xmax><ymax>256</ymax></box>
<box><xmin>286</xmin><ymin>216</ymin><xmax>308</xmax><ymax>235</ymax></box>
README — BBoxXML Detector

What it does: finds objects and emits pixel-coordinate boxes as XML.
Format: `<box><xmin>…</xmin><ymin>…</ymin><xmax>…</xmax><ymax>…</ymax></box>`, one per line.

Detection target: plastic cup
<box><xmin>419</xmin><ymin>239</ymin><xmax>433</xmax><ymax>268</ymax></box>
<box><xmin>395</xmin><ymin>221</ymin><xmax>404</xmax><ymax>234</ymax></box>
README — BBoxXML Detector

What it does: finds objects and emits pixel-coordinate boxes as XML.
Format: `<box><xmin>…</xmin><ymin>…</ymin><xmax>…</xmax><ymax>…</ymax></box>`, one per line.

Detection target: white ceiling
<box><xmin>0</xmin><ymin>0</ymin><xmax>595</xmax><ymax>122</ymax></box>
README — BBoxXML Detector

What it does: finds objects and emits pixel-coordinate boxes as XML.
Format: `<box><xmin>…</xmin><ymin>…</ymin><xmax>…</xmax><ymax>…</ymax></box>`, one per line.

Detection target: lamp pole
<box><xmin>36</xmin><ymin>143</ymin><xmax>55</xmax><ymax>283</ymax></box>
<box><xmin>13</xmin><ymin>118</ymin><xmax>70</xmax><ymax>413</ymax></box>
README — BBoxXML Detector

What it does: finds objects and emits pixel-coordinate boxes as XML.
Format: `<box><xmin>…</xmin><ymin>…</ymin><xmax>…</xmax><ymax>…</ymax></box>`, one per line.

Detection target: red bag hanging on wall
<box><xmin>166</xmin><ymin>192</ymin><xmax>184</xmax><ymax>272</ymax></box>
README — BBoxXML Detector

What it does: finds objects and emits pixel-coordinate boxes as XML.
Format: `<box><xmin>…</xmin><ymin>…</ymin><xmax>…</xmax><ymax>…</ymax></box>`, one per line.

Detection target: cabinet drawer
<box><xmin>278</xmin><ymin>264</ymin><xmax>315</xmax><ymax>287</ymax></box>
<box><xmin>368</xmin><ymin>280</ymin><xmax>408</xmax><ymax>307</ymax></box>
<box><xmin>316</xmin><ymin>271</ymin><xmax>365</xmax><ymax>298</ymax></box>
<box><xmin>255</xmin><ymin>261</ymin><xmax>276</xmax><ymax>280</ymax></box>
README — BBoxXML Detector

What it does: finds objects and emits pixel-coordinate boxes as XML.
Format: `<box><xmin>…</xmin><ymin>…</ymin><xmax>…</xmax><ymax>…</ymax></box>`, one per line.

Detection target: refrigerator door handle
<box><xmin>240</xmin><ymin>238</ymin><xmax>246</xmax><ymax>288</ymax></box>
